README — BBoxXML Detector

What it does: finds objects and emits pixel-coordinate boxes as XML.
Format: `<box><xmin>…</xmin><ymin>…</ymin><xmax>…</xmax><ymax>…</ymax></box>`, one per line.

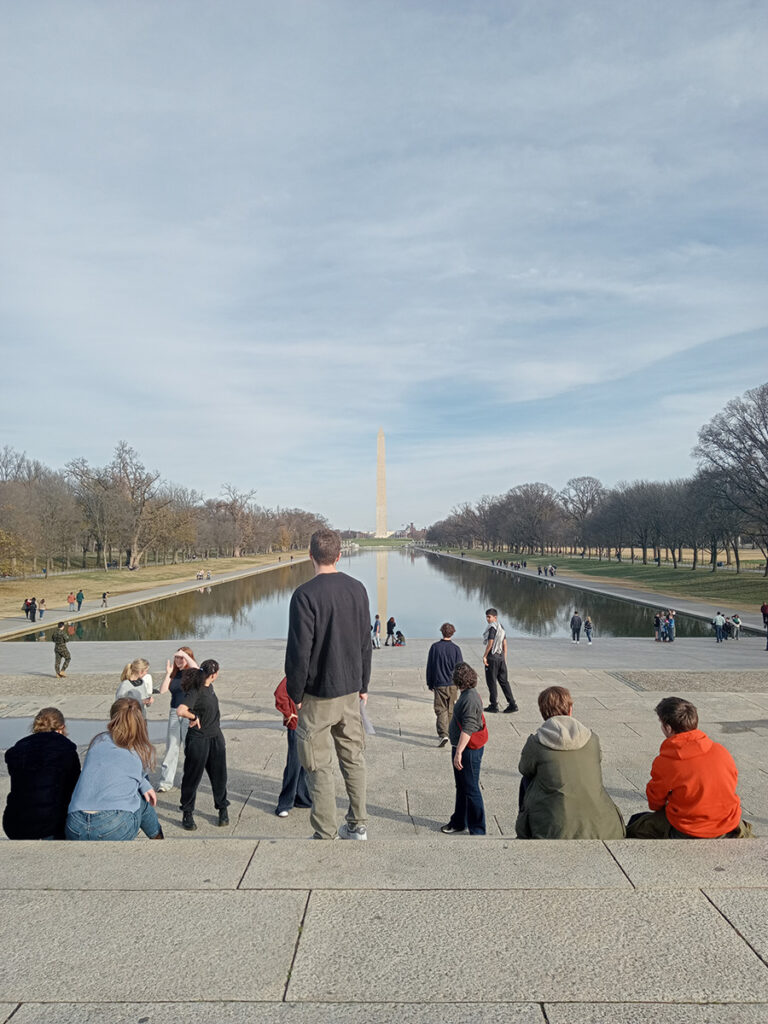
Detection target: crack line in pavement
<box><xmin>539</xmin><ymin>1003</ymin><xmax>552</xmax><ymax>1024</ymax></box>
<box><xmin>236</xmin><ymin>842</ymin><xmax>260</xmax><ymax>889</ymax></box>
<box><xmin>233</xmin><ymin>787</ymin><xmax>254</xmax><ymax>831</ymax></box>
<box><xmin>602</xmin><ymin>841</ymin><xmax>636</xmax><ymax>890</ymax></box>
<box><xmin>3</xmin><ymin>1006</ymin><xmax>22</xmax><ymax>1023</ymax></box>
<box><xmin>283</xmin><ymin>891</ymin><xmax>311</xmax><ymax>1002</ymax></box>
<box><xmin>701</xmin><ymin>890</ymin><xmax>768</xmax><ymax>969</ymax></box>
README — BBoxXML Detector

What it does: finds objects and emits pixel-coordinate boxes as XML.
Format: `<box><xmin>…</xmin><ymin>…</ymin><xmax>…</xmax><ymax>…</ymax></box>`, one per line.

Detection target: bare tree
<box><xmin>694</xmin><ymin>382</ymin><xmax>768</xmax><ymax>574</ymax></box>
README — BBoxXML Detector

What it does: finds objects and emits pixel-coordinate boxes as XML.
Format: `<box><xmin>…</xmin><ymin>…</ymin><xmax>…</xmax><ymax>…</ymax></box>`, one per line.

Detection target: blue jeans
<box><xmin>65</xmin><ymin>801</ymin><xmax>160</xmax><ymax>841</ymax></box>
<box><xmin>715</xmin><ymin>625</ymin><xmax>724</xmax><ymax>642</ymax></box>
<box><xmin>449</xmin><ymin>745</ymin><xmax>486</xmax><ymax>835</ymax></box>
<box><xmin>277</xmin><ymin>729</ymin><xmax>312</xmax><ymax>813</ymax></box>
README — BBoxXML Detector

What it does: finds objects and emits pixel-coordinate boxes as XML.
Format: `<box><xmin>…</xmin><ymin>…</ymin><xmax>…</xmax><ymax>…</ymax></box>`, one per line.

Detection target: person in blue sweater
<box><xmin>66</xmin><ymin>698</ymin><xmax>163</xmax><ymax>841</ymax></box>
<box><xmin>426</xmin><ymin>623</ymin><xmax>463</xmax><ymax>747</ymax></box>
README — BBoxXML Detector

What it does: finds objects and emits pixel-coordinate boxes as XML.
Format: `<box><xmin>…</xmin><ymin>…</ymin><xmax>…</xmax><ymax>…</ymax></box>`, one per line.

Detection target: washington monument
<box><xmin>375</xmin><ymin>428</ymin><xmax>387</xmax><ymax>538</ymax></box>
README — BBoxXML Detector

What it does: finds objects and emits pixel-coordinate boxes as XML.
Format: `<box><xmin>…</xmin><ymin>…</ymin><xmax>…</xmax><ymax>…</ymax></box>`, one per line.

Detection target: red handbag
<box><xmin>467</xmin><ymin>714</ymin><xmax>488</xmax><ymax>749</ymax></box>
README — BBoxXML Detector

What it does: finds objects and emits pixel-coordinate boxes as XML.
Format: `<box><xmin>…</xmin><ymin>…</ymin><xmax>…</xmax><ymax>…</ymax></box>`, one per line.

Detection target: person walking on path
<box><xmin>274</xmin><ymin>676</ymin><xmax>312</xmax><ymax>818</ymax></box>
<box><xmin>177</xmin><ymin>661</ymin><xmax>230</xmax><ymax>831</ymax></box>
<box><xmin>28</xmin><ymin>597</ymin><xmax>37</xmax><ymax>623</ymax></box>
<box><xmin>157</xmin><ymin>646</ymin><xmax>197</xmax><ymax>792</ymax></box>
<box><xmin>285</xmin><ymin>528</ymin><xmax>371</xmax><ymax>841</ymax></box>
<box><xmin>385</xmin><ymin>615</ymin><xmax>396</xmax><ymax>646</ymax></box>
<box><xmin>570</xmin><ymin>610</ymin><xmax>582</xmax><ymax>644</ymax></box>
<box><xmin>713</xmin><ymin>612</ymin><xmax>726</xmax><ymax>643</ymax></box>
<box><xmin>38</xmin><ymin>598</ymin><xmax>45</xmax><ymax>620</ymax></box>
<box><xmin>482</xmin><ymin>608</ymin><xmax>518</xmax><ymax>714</ymax></box>
<box><xmin>65</xmin><ymin>698</ymin><xmax>164</xmax><ymax>842</ymax></box>
<box><xmin>22</xmin><ymin>599</ymin><xmax>31</xmax><ymax>620</ymax></box>
<box><xmin>372</xmin><ymin>614</ymin><xmax>381</xmax><ymax>649</ymax></box>
<box><xmin>440</xmin><ymin>662</ymin><xmax>488</xmax><ymax>836</ymax></box>
<box><xmin>51</xmin><ymin>621</ymin><xmax>71</xmax><ymax>677</ymax></box>
<box><xmin>76</xmin><ymin>590</ymin><xmax>84</xmax><ymax>611</ymax></box>
<box><xmin>731</xmin><ymin>614</ymin><xmax>741</xmax><ymax>640</ymax></box>
<box><xmin>66</xmin><ymin>592</ymin><xmax>76</xmax><ymax>614</ymax></box>
<box><xmin>426</xmin><ymin>622</ymin><xmax>463</xmax><ymax>747</ymax></box>
<box><xmin>761</xmin><ymin>601</ymin><xmax>768</xmax><ymax>629</ymax></box>
<box><xmin>101</xmin><ymin>592</ymin><xmax>109</xmax><ymax>608</ymax></box>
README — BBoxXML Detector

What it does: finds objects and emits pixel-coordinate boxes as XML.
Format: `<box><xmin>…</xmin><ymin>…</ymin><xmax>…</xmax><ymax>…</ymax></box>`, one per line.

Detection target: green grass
<box><xmin>437</xmin><ymin>550</ymin><xmax>768</xmax><ymax>608</ymax></box>
<box><xmin>351</xmin><ymin>537</ymin><xmax>414</xmax><ymax>548</ymax></box>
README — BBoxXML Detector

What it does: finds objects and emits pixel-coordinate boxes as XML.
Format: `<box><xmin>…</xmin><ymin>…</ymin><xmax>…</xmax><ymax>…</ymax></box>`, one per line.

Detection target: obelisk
<box><xmin>375</xmin><ymin>428</ymin><xmax>387</xmax><ymax>538</ymax></box>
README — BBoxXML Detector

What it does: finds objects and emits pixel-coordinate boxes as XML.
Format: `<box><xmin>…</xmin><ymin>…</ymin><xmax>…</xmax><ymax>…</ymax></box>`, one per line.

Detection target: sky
<box><xmin>1</xmin><ymin>0</ymin><xmax>767</xmax><ymax>531</ymax></box>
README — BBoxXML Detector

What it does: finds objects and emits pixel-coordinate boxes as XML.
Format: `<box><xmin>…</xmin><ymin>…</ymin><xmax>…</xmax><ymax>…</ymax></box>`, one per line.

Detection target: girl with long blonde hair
<box><xmin>65</xmin><ymin>698</ymin><xmax>163</xmax><ymax>841</ymax></box>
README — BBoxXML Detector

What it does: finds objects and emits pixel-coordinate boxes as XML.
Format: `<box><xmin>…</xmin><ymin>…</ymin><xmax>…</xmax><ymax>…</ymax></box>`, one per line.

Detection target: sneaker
<box><xmin>338</xmin><ymin>823</ymin><xmax>367</xmax><ymax>840</ymax></box>
<box><xmin>218</xmin><ymin>808</ymin><xmax>229</xmax><ymax>827</ymax></box>
<box><xmin>276</xmin><ymin>809</ymin><xmax>289</xmax><ymax>818</ymax></box>
<box><xmin>157</xmin><ymin>784</ymin><xmax>173</xmax><ymax>793</ymax></box>
<box><xmin>311</xmin><ymin>832</ymin><xmax>339</xmax><ymax>840</ymax></box>
<box><xmin>440</xmin><ymin>823</ymin><xmax>465</xmax><ymax>834</ymax></box>
<box><xmin>438</xmin><ymin>736</ymin><xmax>449</xmax><ymax>747</ymax></box>
<box><xmin>588</xmin><ymin>640</ymin><xmax>592</xmax><ymax>645</ymax></box>
<box><xmin>182</xmin><ymin>812</ymin><xmax>197</xmax><ymax>831</ymax></box>
<box><xmin>484</xmin><ymin>704</ymin><xmax>500</xmax><ymax>713</ymax></box>
<box><xmin>503</xmin><ymin>703</ymin><xmax>519</xmax><ymax>714</ymax></box>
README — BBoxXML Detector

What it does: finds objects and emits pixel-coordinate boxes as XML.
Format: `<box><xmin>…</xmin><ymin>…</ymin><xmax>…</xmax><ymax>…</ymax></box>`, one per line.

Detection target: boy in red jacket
<box><xmin>627</xmin><ymin>697</ymin><xmax>751</xmax><ymax>839</ymax></box>
<box><xmin>274</xmin><ymin>677</ymin><xmax>312</xmax><ymax>818</ymax></box>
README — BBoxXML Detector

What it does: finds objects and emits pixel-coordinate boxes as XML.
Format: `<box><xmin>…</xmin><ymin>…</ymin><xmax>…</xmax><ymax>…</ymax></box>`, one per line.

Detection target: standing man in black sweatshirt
<box><xmin>285</xmin><ymin>528</ymin><xmax>372</xmax><ymax>840</ymax></box>
<box><xmin>425</xmin><ymin>622</ymin><xmax>463</xmax><ymax>747</ymax></box>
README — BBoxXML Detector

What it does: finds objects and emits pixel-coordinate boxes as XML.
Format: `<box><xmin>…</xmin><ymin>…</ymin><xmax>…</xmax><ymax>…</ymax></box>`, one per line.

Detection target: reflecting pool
<box><xmin>11</xmin><ymin>549</ymin><xmax>712</xmax><ymax>642</ymax></box>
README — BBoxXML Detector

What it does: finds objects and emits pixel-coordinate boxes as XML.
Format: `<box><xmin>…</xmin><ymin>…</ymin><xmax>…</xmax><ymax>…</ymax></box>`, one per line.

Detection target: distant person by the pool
<box><xmin>385</xmin><ymin>616</ymin><xmax>396</xmax><ymax>646</ymax></box>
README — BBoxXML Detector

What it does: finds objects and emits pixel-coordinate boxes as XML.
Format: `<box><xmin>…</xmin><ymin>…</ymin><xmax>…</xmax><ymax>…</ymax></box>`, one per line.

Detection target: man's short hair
<box><xmin>452</xmin><ymin>662</ymin><xmax>478</xmax><ymax>690</ymax></box>
<box><xmin>538</xmin><ymin>686</ymin><xmax>573</xmax><ymax>720</ymax></box>
<box><xmin>655</xmin><ymin>696</ymin><xmax>698</xmax><ymax>734</ymax></box>
<box><xmin>309</xmin><ymin>528</ymin><xmax>341</xmax><ymax>565</ymax></box>
<box><xmin>485</xmin><ymin>608</ymin><xmax>498</xmax><ymax>617</ymax></box>
<box><xmin>440</xmin><ymin>622</ymin><xmax>455</xmax><ymax>638</ymax></box>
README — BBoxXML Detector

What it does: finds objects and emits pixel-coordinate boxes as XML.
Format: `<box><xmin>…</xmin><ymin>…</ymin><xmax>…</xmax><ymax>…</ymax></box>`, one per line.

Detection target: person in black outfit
<box><xmin>177</xmin><ymin>661</ymin><xmax>229</xmax><ymax>831</ymax></box>
<box><xmin>385</xmin><ymin>616</ymin><xmax>396</xmax><ymax>646</ymax></box>
<box><xmin>3</xmin><ymin>707</ymin><xmax>80</xmax><ymax>839</ymax></box>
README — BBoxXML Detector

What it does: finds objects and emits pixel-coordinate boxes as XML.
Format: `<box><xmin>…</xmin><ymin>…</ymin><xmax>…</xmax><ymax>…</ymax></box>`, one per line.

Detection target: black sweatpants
<box><xmin>484</xmin><ymin>653</ymin><xmax>515</xmax><ymax>707</ymax></box>
<box><xmin>180</xmin><ymin>731</ymin><xmax>229</xmax><ymax>813</ymax></box>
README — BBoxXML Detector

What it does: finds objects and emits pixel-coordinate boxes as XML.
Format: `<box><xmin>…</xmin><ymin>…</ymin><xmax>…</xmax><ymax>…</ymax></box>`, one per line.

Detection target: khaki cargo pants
<box><xmin>296</xmin><ymin>691</ymin><xmax>367</xmax><ymax>840</ymax></box>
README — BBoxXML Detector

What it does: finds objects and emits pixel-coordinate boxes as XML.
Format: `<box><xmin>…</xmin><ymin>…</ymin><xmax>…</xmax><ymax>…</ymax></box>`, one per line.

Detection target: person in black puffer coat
<box><xmin>3</xmin><ymin>707</ymin><xmax>81</xmax><ymax>840</ymax></box>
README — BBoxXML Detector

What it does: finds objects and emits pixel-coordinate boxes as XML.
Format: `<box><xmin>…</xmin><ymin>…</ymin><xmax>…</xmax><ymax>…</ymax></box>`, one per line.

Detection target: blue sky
<box><xmin>1</xmin><ymin>1</ymin><xmax>766</xmax><ymax>530</ymax></box>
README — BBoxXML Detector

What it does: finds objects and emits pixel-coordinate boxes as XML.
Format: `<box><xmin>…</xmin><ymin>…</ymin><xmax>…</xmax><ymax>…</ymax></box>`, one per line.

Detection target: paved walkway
<box><xmin>432</xmin><ymin>550</ymin><xmax>768</xmax><ymax>635</ymax></box>
<box><xmin>2</xmin><ymin>639</ymin><xmax>768</xmax><ymax>1018</ymax></box>
<box><xmin>0</xmin><ymin>555</ymin><xmax>310</xmax><ymax>641</ymax></box>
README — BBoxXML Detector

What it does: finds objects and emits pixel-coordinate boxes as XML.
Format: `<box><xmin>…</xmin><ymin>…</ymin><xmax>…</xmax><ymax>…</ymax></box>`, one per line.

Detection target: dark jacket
<box><xmin>285</xmin><ymin>571</ymin><xmax>372</xmax><ymax>704</ymax></box>
<box><xmin>3</xmin><ymin>731</ymin><xmax>81</xmax><ymax>839</ymax></box>
<box><xmin>425</xmin><ymin>639</ymin><xmax>463</xmax><ymax>689</ymax></box>
<box><xmin>516</xmin><ymin>716</ymin><xmax>624</xmax><ymax>839</ymax></box>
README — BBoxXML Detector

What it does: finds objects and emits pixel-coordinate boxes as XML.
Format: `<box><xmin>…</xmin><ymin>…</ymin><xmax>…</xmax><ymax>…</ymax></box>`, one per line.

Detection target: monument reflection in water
<box><xmin>18</xmin><ymin>549</ymin><xmax>711</xmax><ymax>643</ymax></box>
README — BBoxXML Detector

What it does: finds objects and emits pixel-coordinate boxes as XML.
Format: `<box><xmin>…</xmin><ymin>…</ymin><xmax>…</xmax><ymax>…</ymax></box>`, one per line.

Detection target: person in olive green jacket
<box><xmin>516</xmin><ymin>686</ymin><xmax>625</xmax><ymax>840</ymax></box>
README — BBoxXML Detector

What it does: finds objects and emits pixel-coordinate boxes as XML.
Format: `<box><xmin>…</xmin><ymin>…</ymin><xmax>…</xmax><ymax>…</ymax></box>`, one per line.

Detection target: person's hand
<box><xmin>453</xmin><ymin>750</ymin><xmax>463</xmax><ymax>771</ymax></box>
<box><xmin>482</xmin><ymin>658</ymin><xmax>488</xmax><ymax>667</ymax></box>
<box><xmin>144</xmin><ymin>789</ymin><xmax>157</xmax><ymax>806</ymax></box>
<box><xmin>359</xmin><ymin>692</ymin><xmax>368</xmax><ymax>704</ymax></box>
<box><xmin>165</xmin><ymin>659</ymin><xmax>172</xmax><ymax>675</ymax></box>
<box><xmin>190</xmin><ymin>716</ymin><xmax>201</xmax><ymax>729</ymax></box>
<box><xmin>288</xmin><ymin>713</ymin><xmax>297</xmax><ymax>722</ymax></box>
<box><xmin>144</xmin><ymin>696</ymin><xmax>154</xmax><ymax>706</ymax></box>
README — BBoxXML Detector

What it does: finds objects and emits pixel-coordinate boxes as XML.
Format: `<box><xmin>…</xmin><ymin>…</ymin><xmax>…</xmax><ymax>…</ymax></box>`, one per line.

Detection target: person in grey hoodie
<box><xmin>516</xmin><ymin>686</ymin><xmax>625</xmax><ymax>839</ymax></box>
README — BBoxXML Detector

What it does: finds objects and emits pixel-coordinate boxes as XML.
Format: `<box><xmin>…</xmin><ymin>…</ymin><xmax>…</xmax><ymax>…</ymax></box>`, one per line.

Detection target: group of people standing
<box><xmin>21</xmin><ymin>597</ymin><xmax>45</xmax><ymax>622</ymax></box>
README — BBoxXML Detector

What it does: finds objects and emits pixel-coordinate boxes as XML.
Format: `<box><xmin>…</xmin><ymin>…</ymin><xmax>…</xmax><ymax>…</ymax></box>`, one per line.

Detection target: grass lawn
<box><xmin>440</xmin><ymin>550</ymin><xmax>768</xmax><ymax>609</ymax></box>
<box><xmin>0</xmin><ymin>553</ymin><xmax>294</xmax><ymax>620</ymax></box>
<box><xmin>352</xmin><ymin>538</ymin><xmax>415</xmax><ymax>548</ymax></box>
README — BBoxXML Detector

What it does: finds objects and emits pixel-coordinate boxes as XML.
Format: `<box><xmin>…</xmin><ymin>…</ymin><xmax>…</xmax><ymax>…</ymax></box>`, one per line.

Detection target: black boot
<box><xmin>182</xmin><ymin>811</ymin><xmax>197</xmax><ymax>831</ymax></box>
<box><xmin>218</xmin><ymin>808</ymin><xmax>229</xmax><ymax>827</ymax></box>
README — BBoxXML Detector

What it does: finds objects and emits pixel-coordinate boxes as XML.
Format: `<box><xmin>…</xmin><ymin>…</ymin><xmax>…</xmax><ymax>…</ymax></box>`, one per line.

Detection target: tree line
<box><xmin>0</xmin><ymin>441</ymin><xmax>328</xmax><ymax>575</ymax></box>
<box><xmin>426</xmin><ymin>383</ymin><xmax>768</xmax><ymax>576</ymax></box>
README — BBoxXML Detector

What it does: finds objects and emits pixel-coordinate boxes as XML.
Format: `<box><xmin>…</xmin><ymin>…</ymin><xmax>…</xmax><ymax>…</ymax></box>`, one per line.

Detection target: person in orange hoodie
<box><xmin>274</xmin><ymin>677</ymin><xmax>312</xmax><ymax>818</ymax></box>
<box><xmin>626</xmin><ymin>696</ymin><xmax>751</xmax><ymax>839</ymax></box>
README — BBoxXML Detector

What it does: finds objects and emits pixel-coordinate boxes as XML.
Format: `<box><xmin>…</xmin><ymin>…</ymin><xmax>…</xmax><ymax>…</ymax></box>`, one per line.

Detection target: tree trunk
<box><xmin>692</xmin><ymin>546</ymin><xmax>698</xmax><ymax>570</ymax></box>
<box><xmin>671</xmin><ymin>547</ymin><xmax>678</xmax><ymax>569</ymax></box>
<box><xmin>733</xmin><ymin>542</ymin><xmax>740</xmax><ymax>573</ymax></box>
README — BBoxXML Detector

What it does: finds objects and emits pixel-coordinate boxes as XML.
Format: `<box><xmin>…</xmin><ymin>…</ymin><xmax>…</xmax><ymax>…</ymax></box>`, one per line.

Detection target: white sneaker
<box><xmin>438</xmin><ymin>737</ymin><xmax>449</xmax><ymax>747</ymax></box>
<box><xmin>338</xmin><ymin>823</ymin><xmax>367</xmax><ymax>840</ymax></box>
<box><xmin>276</xmin><ymin>809</ymin><xmax>289</xmax><ymax>818</ymax></box>
<box><xmin>156</xmin><ymin>784</ymin><xmax>173</xmax><ymax>793</ymax></box>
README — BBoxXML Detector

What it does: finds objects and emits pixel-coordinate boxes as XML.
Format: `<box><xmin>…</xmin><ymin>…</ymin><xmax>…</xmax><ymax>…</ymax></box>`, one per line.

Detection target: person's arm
<box><xmin>645</xmin><ymin>754</ymin><xmax>671</xmax><ymax>811</ymax></box>
<box><xmin>285</xmin><ymin>590</ymin><xmax>313</xmax><ymax>705</ymax></box>
<box><xmin>518</xmin><ymin>735</ymin><xmax>538</xmax><ymax>778</ymax></box>
<box><xmin>159</xmin><ymin>661</ymin><xmax>174</xmax><ymax>695</ymax></box>
<box><xmin>359</xmin><ymin>591</ymin><xmax>372</xmax><ymax>700</ymax></box>
<box><xmin>502</xmin><ymin>636</ymin><xmax>508</xmax><ymax>658</ymax></box>
<box><xmin>482</xmin><ymin>628</ymin><xmax>495</xmax><ymax>666</ymax></box>
<box><xmin>453</xmin><ymin>729</ymin><xmax>471</xmax><ymax>770</ymax></box>
<box><xmin>177</xmin><ymin>701</ymin><xmax>201</xmax><ymax>729</ymax></box>
<box><xmin>425</xmin><ymin>645</ymin><xmax>436</xmax><ymax>689</ymax></box>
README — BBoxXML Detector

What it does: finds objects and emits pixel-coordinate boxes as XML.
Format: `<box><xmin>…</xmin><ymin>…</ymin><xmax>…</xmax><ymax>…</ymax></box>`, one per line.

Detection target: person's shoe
<box><xmin>438</xmin><ymin>736</ymin><xmax>449</xmax><ymax>747</ymax></box>
<box><xmin>338</xmin><ymin>823</ymin><xmax>367</xmax><ymax>840</ymax></box>
<box><xmin>156</xmin><ymin>784</ymin><xmax>173</xmax><ymax>793</ymax></box>
<box><xmin>503</xmin><ymin>703</ymin><xmax>519</xmax><ymax>714</ymax></box>
<box><xmin>276</xmin><ymin>809</ymin><xmax>289</xmax><ymax>818</ymax></box>
<box><xmin>150</xmin><ymin>827</ymin><xmax>164</xmax><ymax>840</ymax></box>
<box><xmin>484</xmin><ymin>704</ymin><xmax>500</xmax><ymax>713</ymax></box>
<box><xmin>218</xmin><ymin>808</ymin><xmax>229</xmax><ymax>827</ymax></box>
<box><xmin>588</xmin><ymin>640</ymin><xmax>592</xmax><ymax>645</ymax></box>
<box><xmin>311</xmin><ymin>832</ymin><xmax>339</xmax><ymax>840</ymax></box>
<box><xmin>58</xmin><ymin>672</ymin><xmax>67</xmax><ymax>677</ymax></box>
<box><xmin>440</xmin><ymin>823</ymin><xmax>465</xmax><ymax>834</ymax></box>
<box><xmin>182</xmin><ymin>812</ymin><xmax>197</xmax><ymax>831</ymax></box>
